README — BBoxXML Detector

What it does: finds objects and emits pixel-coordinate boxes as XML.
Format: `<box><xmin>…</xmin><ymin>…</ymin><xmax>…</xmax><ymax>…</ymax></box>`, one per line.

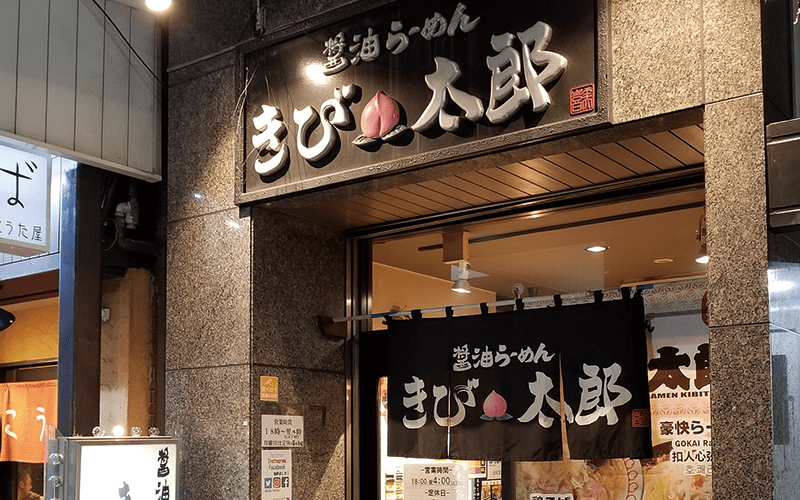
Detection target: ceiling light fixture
<box><xmin>0</xmin><ymin>307</ymin><xmax>15</xmax><ymax>331</ymax></box>
<box><xmin>695</xmin><ymin>210</ymin><xmax>708</xmax><ymax>264</ymax></box>
<box><xmin>451</xmin><ymin>261</ymin><xmax>472</xmax><ymax>294</ymax></box>
<box><xmin>585</xmin><ymin>245</ymin><xmax>608</xmax><ymax>253</ymax></box>
<box><xmin>145</xmin><ymin>0</ymin><xmax>172</xmax><ymax>12</ymax></box>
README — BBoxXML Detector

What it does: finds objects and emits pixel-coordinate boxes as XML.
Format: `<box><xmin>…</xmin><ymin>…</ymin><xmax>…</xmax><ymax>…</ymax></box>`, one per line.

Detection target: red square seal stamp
<box><xmin>631</xmin><ymin>409</ymin><xmax>651</xmax><ymax>428</ymax></box>
<box><xmin>569</xmin><ymin>84</ymin><xmax>595</xmax><ymax>115</ymax></box>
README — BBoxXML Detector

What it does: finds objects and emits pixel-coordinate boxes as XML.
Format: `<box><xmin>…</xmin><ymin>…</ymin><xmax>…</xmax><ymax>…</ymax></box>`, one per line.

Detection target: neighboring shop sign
<box><xmin>0</xmin><ymin>380</ymin><xmax>57</xmax><ymax>463</ymax></box>
<box><xmin>67</xmin><ymin>438</ymin><xmax>179</xmax><ymax>500</ymax></box>
<box><xmin>238</xmin><ymin>0</ymin><xmax>608</xmax><ymax>203</ymax></box>
<box><xmin>386</xmin><ymin>294</ymin><xmax>651</xmax><ymax>461</ymax></box>
<box><xmin>0</xmin><ymin>144</ymin><xmax>50</xmax><ymax>256</ymax></box>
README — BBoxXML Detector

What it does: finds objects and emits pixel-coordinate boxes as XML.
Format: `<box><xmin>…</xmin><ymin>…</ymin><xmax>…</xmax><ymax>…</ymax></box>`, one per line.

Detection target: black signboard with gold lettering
<box><xmin>237</xmin><ymin>0</ymin><xmax>609</xmax><ymax>203</ymax></box>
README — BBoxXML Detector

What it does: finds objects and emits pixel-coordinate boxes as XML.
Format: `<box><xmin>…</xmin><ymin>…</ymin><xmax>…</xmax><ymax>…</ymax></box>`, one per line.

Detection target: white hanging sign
<box><xmin>0</xmin><ymin>144</ymin><xmax>50</xmax><ymax>256</ymax></box>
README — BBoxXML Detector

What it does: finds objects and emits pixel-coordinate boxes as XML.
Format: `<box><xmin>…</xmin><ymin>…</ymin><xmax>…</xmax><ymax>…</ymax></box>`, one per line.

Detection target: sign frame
<box><xmin>235</xmin><ymin>0</ymin><xmax>611</xmax><ymax>205</ymax></box>
<box><xmin>60</xmin><ymin>436</ymin><xmax>180</xmax><ymax>500</ymax></box>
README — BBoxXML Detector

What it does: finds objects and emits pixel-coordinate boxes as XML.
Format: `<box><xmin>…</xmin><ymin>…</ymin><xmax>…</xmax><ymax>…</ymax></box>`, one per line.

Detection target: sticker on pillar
<box><xmin>261</xmin><ymin>376</ymin><xmax>279</xmax><ymax>402</ymax></box>
<box><xmin>262</xmin><ymin>449</ymin><xmax>291</xmax><ymax>500</ymax></box>
<box><xmin>262</xmin><ymin>415</ymin><xmax>304</xmax><ymax>447</ymax></box>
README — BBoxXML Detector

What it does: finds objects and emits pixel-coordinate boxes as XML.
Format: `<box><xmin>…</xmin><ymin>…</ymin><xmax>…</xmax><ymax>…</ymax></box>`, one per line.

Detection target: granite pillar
<box><xmin>705</xmin><ymin>95</ymin><xmax>771</xmax><ymax>499</ymax></box>
<box><xmin>250</xmin><ymin>207</ymin><xmax>347</xmax><ymax>500</ymax></box>
<box><xmin>166</xmin><ymin>10</ymin><xmax>254</xmax><ymax>496</ymax></box>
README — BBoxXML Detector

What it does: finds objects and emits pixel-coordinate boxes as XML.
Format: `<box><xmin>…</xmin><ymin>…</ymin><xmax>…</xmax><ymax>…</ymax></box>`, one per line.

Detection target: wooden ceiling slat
<box><xmin>350</xmin><ymin>195</ymin><xmax>420</xmax><ymax>219</ymax></box>
<box><xmin>384</xmin><ymin>186</ymin><xmax>457</xmax><ymax>213</ymax></box>
<box><xmin>520</xmin><ymin>158</ymin><xmax>591</xmax><ymax>189</ymax></box>
<box><xmin>303</xmin><ymin>123</ymin><xmax>705</xmax><ymax>229</ymax></box>
<box><xmin>568</xmin><ymin>148</ymin><xmax>638</xmax><ymax>180</ymax></box>
<box><xmin>295</xmin><ymin>203</ymin><xmax>386</xmax><ymax>227</ymax></box>
<box><xmin>479</xmin><ymin>167</ymin><xmax>550</xmax><ymax>196</ymax></box>
<box><xmin>417</xmin><ymin>179</ymin><xmax>490</xmax><ymax>207</ymax></box>
<box><xmin>501</xmin><ymin>162</ymin><xmax>571</xmax><ymax>192</ymax></box>
<box><xmin>362</xmin><ymin>190</ymin><xmax>436</xmax><ymax>216</ymax></box>
<box><xmin>591</xmin><ymin>142</ymin><xmax>660</xmax><ymax>175</ymax></box>
<box><xmin>617</xmin><ymin>137</ymin><xmax>683</xmax><ymax>170</ymax></box>
<box><xmin>399</xmin><ymin>183</ymin><xmax>472</xmax><ymax>210</ymax></box>
<box><xmin>339</xmin><ymin>199</ymin><xmax>397</xmax><ymax>222</ymax></box>
<box><xmin>646</xmin><ymin>131</ymin><xmax>704</xmax><ymax>166</ymax></box>
<box><xmin>541</xmin><ymin>153</ymin><xmax>614</xmax><ymax>184</ymax></box>
<box><xmin>458</xmin><ymin>170</ymin><xmax>530</xmax><ymax>200</ymax></box>
<box><xmin>670</xmin><ymin>125</ymin><xmax>705</xmax><ymax>154</ymax></box>
<box><xmin>439</xmin><ymin>176</ymin><xmax>511</xmax><ymax>204</ymax></box>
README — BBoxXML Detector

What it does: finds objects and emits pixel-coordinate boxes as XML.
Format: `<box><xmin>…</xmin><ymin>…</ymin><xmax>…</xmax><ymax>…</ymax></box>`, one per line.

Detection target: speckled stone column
<box><xmin>613</xmin><ymin>0</ymin><xmax>772</xmax><ymax>495</ymax></box>
<box><xmin>249</xmin><ymin>207</ymin><xmax>347</xmax><ymax>500</ymax></box>
<box><xmin>165</xmin><ymin>0</ymin><xmax>355</xmax><ymax>498</ymax></box>
<box><xmin>705</xmin><ymin>94</ymin><xmax>771</xmax><ymax>499</ymax></box>
<box><xmin>166</xmin><ymin>3</ymin><xmax>254</xmax><ymax>496</ymax></box>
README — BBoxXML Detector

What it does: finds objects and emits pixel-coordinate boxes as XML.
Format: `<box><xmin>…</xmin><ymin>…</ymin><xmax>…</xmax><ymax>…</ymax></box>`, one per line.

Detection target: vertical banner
<box><xmin>560</xmin><ymin>294</ymin><xmax>652</xmax><ymax>459</ymax></box>
<box><xmin>0</xmin><ymin>380</ymin><xmax>58</xmax><ymax>463</ymax></box>
<box><xmin>387</xmin><ymin>315</ymin><xmax>451</xmax><ymax>458</ymax></box>
<box><xmin>387</xmin><ymin>295</ymin><xmax>651</xmax><ymax>461</ymax></box>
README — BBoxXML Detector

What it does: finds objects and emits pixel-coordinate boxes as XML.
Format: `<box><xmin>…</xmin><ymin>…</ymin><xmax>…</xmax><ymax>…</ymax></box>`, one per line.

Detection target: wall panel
<box><xmin>102</xmin><ymin>1</ymin><xmax>131</xmax><ymax>165</ymax></box>
<box><xmin>128</xmin><ymin>9</ymin><xmax>157</xmax><ymax>174</ymax></box>
<box><xmin>16</xmin><ymin>0</ymin><xmax>50</xmax><ymax>143</ymax></box>
<box><xmin>47</xmin><ymin>0</ymin><xmax>79</xmax><ymax>150</ymax></box>
<box><xmin>75</xmin><ymin>0</ymin><xmax>107</xmax><ymax>159</ymax></box>
<box><xmin>0</xmin><ymin>1</ymin><xmax>20</xmax><ymax>133</ymax></box>
<box><xmin>0</xmin><ymin>0</ymin><xmax>161</xmax><ymax>181</ymax></box>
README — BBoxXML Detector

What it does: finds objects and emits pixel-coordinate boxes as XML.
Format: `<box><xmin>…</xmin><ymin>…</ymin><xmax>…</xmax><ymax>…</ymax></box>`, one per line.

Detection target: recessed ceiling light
<box><xmin>654</xmin><ymin>258</ymin><xmax>673</xmax><ymax>264</ymax></box>
<box><xmin>585</xmin><ymin>245</ymin><xmax>608</xmax><ymax>253</ymax></box>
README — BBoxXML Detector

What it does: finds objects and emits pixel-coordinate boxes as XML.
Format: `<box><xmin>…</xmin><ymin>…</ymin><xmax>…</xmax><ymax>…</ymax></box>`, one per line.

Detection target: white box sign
<box><xmin>262</xmin><ymin>415</ymin><xmax>304</xmax><ymax>448</ymax></box>
<box><xmin>76</xmin><ymin>440</ymin><xmax>178</xmax><ymax>500</ymax></box>
<box><xmin>0</xmin><ymin>144</ymin><xmax>50</xmax><ymax>256</ymax></box>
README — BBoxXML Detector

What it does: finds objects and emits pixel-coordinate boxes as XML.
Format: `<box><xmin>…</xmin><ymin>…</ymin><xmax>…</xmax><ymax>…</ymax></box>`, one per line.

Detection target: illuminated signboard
<box><xmin>57</xmin><ymin>437</ymin><xmax>180</xmax><ymax>500</ymax></box>
<box><xmin>0</xmin><ymin>143</ymin><xmax>50</xmax><ymax>256</ymax></box>
<box><xmin>237</xmin><ymin>0</ymin><xmax>609</xmax><ymax>203</ymax></box>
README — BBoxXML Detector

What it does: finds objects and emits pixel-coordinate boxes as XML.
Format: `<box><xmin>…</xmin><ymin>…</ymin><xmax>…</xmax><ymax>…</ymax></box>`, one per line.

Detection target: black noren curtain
<box><xmin>386</xmin><ymin>294</ymin><xmax>651</xmax><ymax>461</ymax></box>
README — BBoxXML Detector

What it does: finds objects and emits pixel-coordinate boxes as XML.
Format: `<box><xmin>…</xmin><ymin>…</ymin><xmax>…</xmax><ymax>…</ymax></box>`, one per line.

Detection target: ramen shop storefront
<box><xmin>239</xmin><ymin>0</ymin><xmax>711</xmax><ymax>498</ymax></box>
<box><xmin>164</xmin><ymin>0</ymin><xmax>775</xmax><ymax>498</ymax></box>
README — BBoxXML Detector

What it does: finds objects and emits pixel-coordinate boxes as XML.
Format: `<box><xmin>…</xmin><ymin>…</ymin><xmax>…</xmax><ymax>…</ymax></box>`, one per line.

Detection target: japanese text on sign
<box><xmin>262</xmin><ymin>415</ymin><xmax>304</xmax><ymax>448</ymax></box>
<box><xmin>252</xmin><ymin>18</ymin><xmax>567</xmax><ymax>176</ymax></box>
<box><xmin>403</xmin><ymin>463</ymin><xmax>468</xmax><ymax>500</ymax></box>
<box><xmin>0</xmin><ymin>144</ymin><xmax>50</xmax><ymax>256</ymax></box>
<box><xmin>401</xmin><ymin>361</ymin><xmax>632</xmax><ymax>430</ymax></box>
<box><xmin>155</xmin><ymin>447</ymin><xmax>171</xmax><ymax>500</ymax></box>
